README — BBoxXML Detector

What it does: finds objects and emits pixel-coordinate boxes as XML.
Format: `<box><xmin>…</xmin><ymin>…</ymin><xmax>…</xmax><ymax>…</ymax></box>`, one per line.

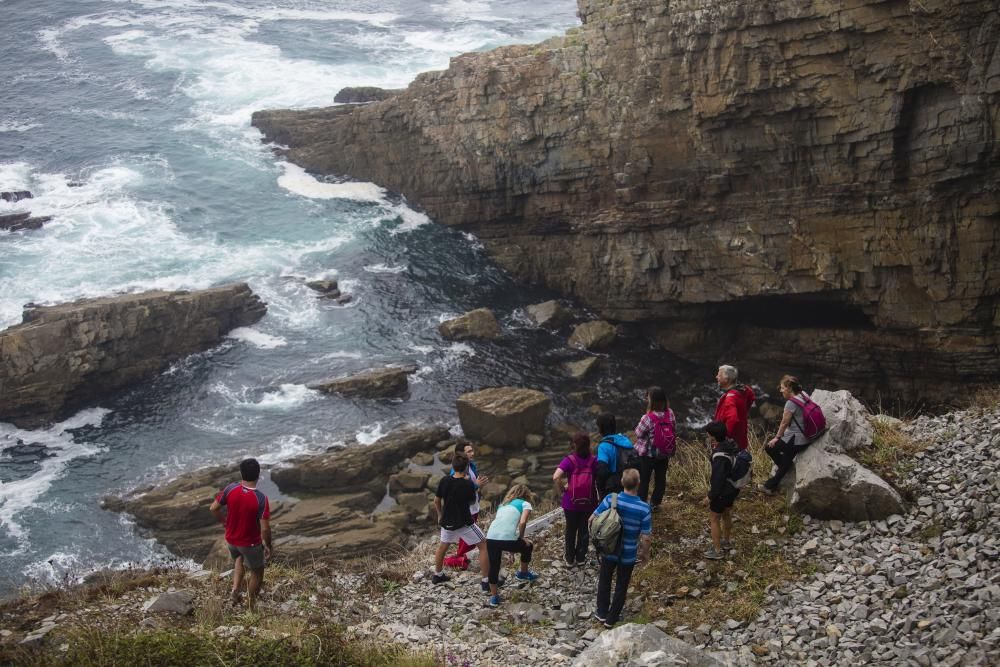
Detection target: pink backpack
<box><xmin>788</xmin><ymin>394</ymin><xmax>827</xmax><ymax>440</ymax></box>
<box><xmin>648</xmin><ymin>410</ymin><xmax>676</xmax><ymax>457</ymax></box>
<box><xmin>567</xmin><ymin>455</ymin><xmax>597</xmax><ymax>508</ymax></box>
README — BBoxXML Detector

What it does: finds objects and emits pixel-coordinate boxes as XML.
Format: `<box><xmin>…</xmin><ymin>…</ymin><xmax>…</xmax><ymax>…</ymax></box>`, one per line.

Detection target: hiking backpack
<box><xmin>648</xmin><ymin>410</ymin><xmax>677</xmax><ymax>457</ymax></box>
<box><xmin>713</xmin><ymin>449</ymin><xmax>754</xmax><ymax>489</ymax></box>
<box><xmin>567</xmin><ymin>455</ymin><xmax>598</xmax><ymax>508</ymax></box>
<box><xmin>591</xmin><ymin>493</ymin><xmax>623</xmax><ymax>555</ymax></box>
<box><xmin>613</xmin><ymin>440</ymin><xmax>640</xmax><ymax>473</ymax></box>
<box><xmin>788</xmin><ymin>393</ymin><xmax>827</xmax><ymax>441</ymax></box>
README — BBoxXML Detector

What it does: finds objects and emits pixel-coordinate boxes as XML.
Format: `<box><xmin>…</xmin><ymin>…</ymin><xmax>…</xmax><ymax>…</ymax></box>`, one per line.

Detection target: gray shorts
<box><xmin>227</xmin><ymin>543</ymin><xmax>266</xmax><ymax>570</ymax></box>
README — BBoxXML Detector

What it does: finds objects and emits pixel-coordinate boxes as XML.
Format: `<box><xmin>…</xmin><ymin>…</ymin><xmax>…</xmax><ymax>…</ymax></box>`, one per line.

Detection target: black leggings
<box><xmin>638</xmin><ymin>456</ymin><xmax>669</xmax><ymax>507</ymax></box>
<box><xmin>764</xmin><ymin>437</ymin><xmax>811</xmax><ymax>489</ymax></box>
<box><xmin>563</xmin><ymin>509</ymin><xmax>590</xmax><ymax>564</ymax></box>
<box><xmin>486</xmin><ymin>538</ymin><xmax>533</xmax><ymax>585</ymax></box>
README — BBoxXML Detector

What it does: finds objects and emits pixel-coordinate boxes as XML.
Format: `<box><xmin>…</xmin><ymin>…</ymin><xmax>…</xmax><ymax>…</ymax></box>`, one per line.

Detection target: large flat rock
<box><xmin>308</xmin><ymin>365</ymin><xmax>416</xmax><ymax>398</ymax></box>
<box><xmin>456</xmin><ymin>387</ymin><xmax>551</xmax><ymax>448</ymax></box>
<box><xmin>0</xmin><ymin>284</ymin><xmax>266</xmax><ymax>427</ymax></box>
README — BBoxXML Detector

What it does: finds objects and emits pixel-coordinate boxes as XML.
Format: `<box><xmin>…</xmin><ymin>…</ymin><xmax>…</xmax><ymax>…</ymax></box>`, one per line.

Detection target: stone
<box><xmin>333</xmin><ymin>86</ymin><xmax>403</xmax><ymax>104</ymax></box>
<box><xmin>525</xmin><ymin>434</ymin><xmax>545</xmax><ymax>450</ymax></box>
<box><xmin>568</xmin><ymin>321</ymin><xmax>616</xmax><ymax>351</ymax></box>
<box><xmin>305</xmin><ymin>279</ymin><xmax>340</xmax><ymax>297</ymax></box>
<box><xmin>0</xmin><ymin>211</ymin><xmax>51</xmax><ymax>232</ymax></box>
<box><xmin>388</xmin><ymin>471</ymin><xmax>431</xmax><ymax>494</ymax></box>
<box><xmin>308</xmin><ymin>365</ymin><xmax>415</xmax><ymax>399</ymax></box>
<box><xmin>563</xmin><ymin>357</ymin><xmax>600</xmax><ymax>379</ymax></box>
<box><xmin>573</xmin><ymin>623</ymin><xmax>728</xmax><ymax>666</ymax></box>
<box><xmin>456</xmin><ymin>387</ymin><xmax>551</xmax><ymax>448</ymax></box>
<box><xmin>788</xmin><ymin>390</ymin><xmax>905</xmax><ymax>521</ymax></box>
<box><xmin>1</xmin><ymin>190</ymin><xmax>33</xmax><ymax>202</ymax></box>
<box><xmin>0</xmin><ymin>284</ymin><xmax>266</xmax><ymax>427</ymax></box>
<box><xmin>439</xmin><ymin>308</ymin><xmax>501</xmax><ymax>340</ymax></box>
<box><xmin>251</xmin><ymin>0</ymin><xmax>1000</xmax><ymax>402</ymax></box>
<box><xmin>507</xmin><ymin>458</ymin><xmax>528</xmax><ymax>475</ymax></box>
<box><xmin>142</xmin><ymin>590</ymin><xmax>195</xmax><ymax>615</ymax></box>
<box><xmin>525</xmin><ymin>300</ymin><xmax>573</xmax><ymax>329</ymax></box>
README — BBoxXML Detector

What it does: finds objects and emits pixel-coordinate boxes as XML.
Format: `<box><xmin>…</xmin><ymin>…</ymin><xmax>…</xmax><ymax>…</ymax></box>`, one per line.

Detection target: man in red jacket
<box><xmin>713</xmin><ymin>365</ymin><xmax>755</xmax><ymax>450</ymax></box>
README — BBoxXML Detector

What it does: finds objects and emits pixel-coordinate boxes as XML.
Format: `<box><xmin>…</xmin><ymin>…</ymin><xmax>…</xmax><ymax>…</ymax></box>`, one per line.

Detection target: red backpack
<box><xmin>648</xmin><ymin>410</ymin><xmax>677</xmax><ymax>457</ymax></box>
<box><xmin>788</xmin><ymin>394</ymin><xmax>827</xmax><ymax>441</ymax></box>
<box><xmin>567</xmin><ymin>455</ymin><xmax>597</xmax><ymax>508</ymax></box>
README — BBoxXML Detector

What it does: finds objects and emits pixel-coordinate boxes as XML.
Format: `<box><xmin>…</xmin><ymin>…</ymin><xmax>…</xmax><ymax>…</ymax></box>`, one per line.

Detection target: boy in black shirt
<box><xmin>704</xmin><ymin>420</ymin><xmax>740</xmax><ymax>560</ymax></box>
<box><xmin>433</xmin><ymin>453</ymin><xmax>490</xmax><ymax>586</ymax></box>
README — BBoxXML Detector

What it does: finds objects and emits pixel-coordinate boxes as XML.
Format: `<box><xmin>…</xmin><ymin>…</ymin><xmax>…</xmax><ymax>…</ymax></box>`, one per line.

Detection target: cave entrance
<box><xmin>706</xmin><ymin>293</ymin><xmax>875</xmax><ymax>330</ymax></box>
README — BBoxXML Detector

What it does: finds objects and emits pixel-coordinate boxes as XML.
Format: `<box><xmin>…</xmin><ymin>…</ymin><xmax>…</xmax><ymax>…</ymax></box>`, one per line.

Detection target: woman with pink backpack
<box><xmin>633</xmin><ymin>386</ymin><xmax>676</xmax><ymax>509</ymax></box>
<box><xmin>552</xmin><ymin>432</ymin><xmax>599</xmax><ymax>566</ymax></box>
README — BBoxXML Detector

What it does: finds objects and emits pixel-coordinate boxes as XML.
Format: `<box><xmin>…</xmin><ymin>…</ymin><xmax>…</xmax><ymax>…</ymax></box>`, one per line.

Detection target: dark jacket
<box><xmin>708</xmin><ymin>437</ymin><xmax>740</xmax><ymax>500</ymax></box>
<box><xmin>595</xmin><ymin>434</ymin><xmax>634</xmax><ymax>497</ymax></box>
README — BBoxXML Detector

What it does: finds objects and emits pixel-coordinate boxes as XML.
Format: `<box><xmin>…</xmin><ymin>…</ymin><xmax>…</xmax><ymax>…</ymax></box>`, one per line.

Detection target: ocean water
<box><xmin>0</xmin><ymin>0</ymin><xmax>710</xmax><ymax>596</ymax></box>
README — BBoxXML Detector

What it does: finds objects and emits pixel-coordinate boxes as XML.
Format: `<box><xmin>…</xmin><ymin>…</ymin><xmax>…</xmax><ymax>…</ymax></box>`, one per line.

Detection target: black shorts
<box><xmin>227</xmin><ymin>543</ymin><xmax>266</xmax><ymax>570</ymax></box>
<box><xmin>710</xmin><ymin>488</ymin><xmax>739</xmax><ymax>514</ymax></box>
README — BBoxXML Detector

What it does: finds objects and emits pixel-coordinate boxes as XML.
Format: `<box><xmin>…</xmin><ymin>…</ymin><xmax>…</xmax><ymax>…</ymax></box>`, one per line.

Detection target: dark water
<box><xmin>0</xmin><ymin>0</ymin><xmax>715</xmax><ymax>595</ymax></box>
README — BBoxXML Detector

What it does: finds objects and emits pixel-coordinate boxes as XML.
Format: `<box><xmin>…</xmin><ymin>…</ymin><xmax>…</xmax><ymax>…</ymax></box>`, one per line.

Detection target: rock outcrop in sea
<box><xmin>252</xmin><ymin>0</ymin><xmax>1000</xmax><ymax>401</ymax></box>
<box><xmin>0</xmin><ymin>284</ymin><xmax>266</xmax><ymax>427</ymax></box>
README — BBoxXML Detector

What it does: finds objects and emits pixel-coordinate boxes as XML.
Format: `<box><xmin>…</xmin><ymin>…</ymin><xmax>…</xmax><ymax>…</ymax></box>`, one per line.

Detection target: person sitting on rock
<box><xmin>714</xmin><ymin>364</ymin><xmax>756</xmax><ymax>450</ymax></box>
<box><xmin>595</xmin><ymin>412</ymin><xmax>636</xmax><ymax>498</ymax></box>
<box><xmin>209</xmin><ymin>458</ymin><xmax>272</xmax><ymax>610</ymax></box>
<box><xmin>633</xmin><ymin>386</ymin><xmax>676</xmax><ymax>510</ymax></box>
<box><xmin>553</xmin><ymin>432</ymin><xmax>599</xmax><ymax>565</ymax></box>
<box><xmin>590</xmin><ymin>468</ymin><xmax>651</xmax><ymax>628</ymax></box>
<box><xmin>445</xmin><ymin>441</ymin><xmax>489</xmax><ymax>570</ymax></box>
<box><xmin>484</xmin><ymin>483</ymin><xmax>539</xmax><ymax>606</ymax></box>
<box><xmin>433</xmin><ymin>452</ymin><xmax>489</xmax><ymax>587</ymax></box>
<box><xmin>760</xmin><ymin>375</ymin><xmax>819</xmax><ymax>494</ymax></box>
<box><xmin>704</xmin><ymin>421</ymin><xmax>740</xmax><ymax>560</ymax></box>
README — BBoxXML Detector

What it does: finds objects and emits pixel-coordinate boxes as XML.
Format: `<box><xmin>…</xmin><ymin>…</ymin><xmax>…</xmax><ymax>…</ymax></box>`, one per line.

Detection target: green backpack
<box><xmin>591</xmin><ymin>493</ymin><xmax>623</xmax><ymax>555</ymax></box>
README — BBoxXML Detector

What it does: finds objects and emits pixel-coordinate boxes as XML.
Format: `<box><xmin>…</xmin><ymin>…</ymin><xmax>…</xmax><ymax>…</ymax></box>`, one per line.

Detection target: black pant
<box><xmin>596</xmin><ymin>557</ymin><xmax>635</xmax><ymax>624</ymax></box>
<box><xmin>764</xmin><ymin>437</ymin><xmax>811</xmax><ymax>489</ymax></box>
<box><xmin>563</xmin><ymin>509</ymin><xmax>590</xmax><ymax>564</ymax></box>
<box><xmin>638</xmin><ymin>456</ymin><xmax>669</xmax><ymax>506</ymax></box>
<box><xmin>486</xmin><ymin>538</ymin><xmax>533</xmax><ymax>585</ymax></box>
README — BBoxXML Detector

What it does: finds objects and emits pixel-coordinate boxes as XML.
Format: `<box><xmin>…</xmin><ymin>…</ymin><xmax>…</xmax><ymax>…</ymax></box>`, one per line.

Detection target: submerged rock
<box><xmin>0</xmin><ymin>190</ymin><xmax>32</xmax><ymax>202</ymax></box>
<box><xmin>456</xmin><ymin>387</ymin><xmax>550</xmax><ymax>448</ymax></box>
<box><xmin>563</xmin><ymin>356</ymin><xmax>600</xmax><ymax>379</ymax></box>
<box><xmin>439</xmin><ymin>308</ymin><xmax>501</xmax><ymax>340</ymax></box>
<box><xmin>0</xmin><ymin>284</ymin><xmax>266</xmax><ymax>428</ymax></box>
<box><xmin>305</xmin><ymin>279</ymin><xmax>341</xmax><ymax>298</ymax></box>
<box><xmin>525</xmin><ymin>300</ymin><xmax>572</xmax><ymax>329</ymax></box>
<box><xmin>0</xmin><ymin>211</ymin><xmax>51</xmax><ymax>232</ymax></box>
<box><xmin>308</xmin><ymin>365</ymin><xmax>416</xmax><ymax>398</ymax></box>
<box><xmin>568</xmin><ymin>320</ymin><xmax>616</xmax><ymax>351</ymax></box>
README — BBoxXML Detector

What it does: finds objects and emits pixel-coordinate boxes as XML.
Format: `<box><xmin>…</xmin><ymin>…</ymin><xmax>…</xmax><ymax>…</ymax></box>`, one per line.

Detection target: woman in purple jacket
<box><xmin>552</xmin><ymin>432</ymin><xmax>599</xmax><ymax>566</ymax></box>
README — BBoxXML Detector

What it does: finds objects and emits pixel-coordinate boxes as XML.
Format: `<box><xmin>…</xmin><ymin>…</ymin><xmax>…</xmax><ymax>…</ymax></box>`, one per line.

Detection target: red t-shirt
<box><xmin>216</xmin><ymin>482</ymin><xmax>270</xmax><ymax>547</ymax></box>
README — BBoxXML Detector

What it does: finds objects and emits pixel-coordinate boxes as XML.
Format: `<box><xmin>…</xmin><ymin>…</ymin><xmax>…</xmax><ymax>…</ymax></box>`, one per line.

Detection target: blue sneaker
<box><xmin>487</xmin><ymin>594</ymin><xmax>501</xmax><ymax>607</ymax></box>
<box><xmin>515</xmin><ymin>570</ymin><xmax>539</xmax><ymax>582</ymax></box>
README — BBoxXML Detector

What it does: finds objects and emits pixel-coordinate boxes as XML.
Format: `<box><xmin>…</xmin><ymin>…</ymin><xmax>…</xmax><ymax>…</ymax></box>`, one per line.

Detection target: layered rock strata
<box><xmin>0</xmin><ymin>284</ymin><xmax>266</xmax><ymax>427</ymax></box>
<box><xmin>252</xmin><ymin>0</ymin><xmax>1000</xmax><ymax>400</ymax></box>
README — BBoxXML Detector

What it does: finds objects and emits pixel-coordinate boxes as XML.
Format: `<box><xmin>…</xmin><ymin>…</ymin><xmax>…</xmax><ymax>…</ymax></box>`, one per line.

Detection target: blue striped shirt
<box><xmin>592</xmin><ymin>492</ymin><xmax>652</xmax><ymax>564</ymax></box>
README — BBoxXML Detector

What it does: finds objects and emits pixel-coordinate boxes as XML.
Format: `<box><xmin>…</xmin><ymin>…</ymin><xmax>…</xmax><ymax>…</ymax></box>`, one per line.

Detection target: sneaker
<box><xmin>480</xmin><ymin>579</ymin><xmax>489</xmax><ymax>592</ymax></box>
<box><xmin>487</xmin><ymin>594</ymin><xmax>502</xmax><ymax>607</ymax></box>
<box><xmin>593</xmin><ymin>611</ymin><xmax>608</xmax><ymax>623</ymax></box>
<box><xmin>704</xmin><ymin>547</ymin><xmax>724</xmax><ymax>560</ymax></box>
<box><xmin>228</xmin><ymin>590</ymin><xmax>243</xmax><ymax>606</ymax></box>
<box><xmin>514</xmin><ymin>570</ymin><xmax>539</xmax><ymax>582</ymax></box>
<box><xmin>721</xmin><ymin>539</ymin><xmax>733</xmax><ymax>551</ymax></box>
<box><xmin>431</xmin><ymin>573</ymin><xmax>451</xmax><ymax>585</ymax></box>
<box><xmin>758</xmin><ymin>483</ymin><xmax>777</xmax><ymax>496</ymax></box>
<box><xmin>603</xmin><ymin>621</ymin><xmax>616</xmax><ymax>629</ymax></box>
<box><xmin>575</xmin><ymin>558</ymin><xmax>588</xmax><ymax>567</ymax></box>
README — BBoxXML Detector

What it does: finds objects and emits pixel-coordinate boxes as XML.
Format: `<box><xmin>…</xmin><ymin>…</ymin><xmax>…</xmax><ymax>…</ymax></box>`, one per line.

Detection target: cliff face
<box><xmin>0</xmin><ymin>284</ymin><xmax>266</xmax><ymax>427</ymax></box>
<box><xmin>252</xmin><ymin>0</ymin><xmax>1000</xmax><ymax>399</ymax></box>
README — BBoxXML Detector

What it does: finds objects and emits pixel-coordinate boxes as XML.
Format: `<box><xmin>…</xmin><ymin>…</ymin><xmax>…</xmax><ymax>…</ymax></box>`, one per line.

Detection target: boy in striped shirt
<box><xmin>589</xmin><ymin>468</ymin><xmax>652</xmax><ymax>628</ymax></box>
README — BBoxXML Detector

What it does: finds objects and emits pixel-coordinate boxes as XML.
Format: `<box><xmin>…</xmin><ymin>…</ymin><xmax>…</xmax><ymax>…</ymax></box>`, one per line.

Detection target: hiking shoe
<box><xmin>575</xmin><ymin>558</ymin><xmax>588</xmax><ymax>567</ymax></box>
<box><xmin>515</xmin><ymin>570</ymin><xmax>539</xmax><ymax>582</ymax></box>
<box><xmin>487</xmin><ymin>594</ymin><xmax>502</xmax><ymax>607</ymax></box>
<box><xmin>758</xmin><ymin>483</ymin><xmax>777</xmax><ymax>496</ymax></box>
<box><xmin>603</xmin><ymin>620</ymin><xmax>616</xmax><ymax>629</ymax></box>
<box><xmin>228</xmin><ymin>590</ymin><xmax>243</xmax><ymax>606</ymax></box>
<box><xmin>721</xmin><ymin>539</ymin><xmax>733</xmax><ymax>551</ymax></box>
<box><xmin>704</xmin><ymin>547</ymin><xmax>724</xmax><ymax>560</ymax></box>
<box><xmin>593</xmin><ymin>611</ymin><xmax>608</xmax><ymax>623</ymax></box>
<box><xmin>431</xmin><ymin>573</ymin><xmax>451</xmax><ymax>585</ymax></box>
<box><xmin>480</xmin><ymin>579</ymin><xmax>490</xmax><ymax>592</ymax></box>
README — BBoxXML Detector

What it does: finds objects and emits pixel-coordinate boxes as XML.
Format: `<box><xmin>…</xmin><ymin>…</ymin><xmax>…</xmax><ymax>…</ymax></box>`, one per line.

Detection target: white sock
<box><xmin>434</xmin><ymin>570</ymin><xmax>443</xmax><ymax>576</ymax></box>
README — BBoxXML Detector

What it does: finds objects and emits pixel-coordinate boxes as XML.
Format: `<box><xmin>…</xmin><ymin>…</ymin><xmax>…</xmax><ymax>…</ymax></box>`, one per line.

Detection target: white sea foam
<box><xmin>248</xmin><ymin>384</ymin><xmax>319</xmax><ymax>410</ymax></box>
<box><xmin>21</xmin><ymin>551</ymin><xmax>85</xmax><ymax>586</ymax></box>
<box><xmin>0</xmin><ymin>408</ymin><xmax>109</xmax><ymax>544</ymax></box>
<box><xmin>277</xmin><ymin>163</ymin><xmax>385</xmax><ymax>202</ymax></box>
<box><xmin>355</xmin><ymin>423</ymin><xmax>387</xmax><ymax>446</ymax></box>
<box><xmin>227</xmin><ymin>327</ymin><xmax>288</xmax><ymax>349</ymax></box>
<box><xmin>363</xmin><ymin>263</ymin><xmax>407</xmax><ymax>274</ymax></box>
<box><xmin>408</xmin><ymin>344</ymin><xmax>436</xmax><ymax>355</ymax></box>
<box><xmin>0</xmin><ymin>119</ymin><xmax>41</xmax><ymax>133</ymax></box>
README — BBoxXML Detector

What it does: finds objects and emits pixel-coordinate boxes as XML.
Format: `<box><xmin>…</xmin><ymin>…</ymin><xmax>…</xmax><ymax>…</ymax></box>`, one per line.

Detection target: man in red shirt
<box><xmin>713</xmin><ymin>365</ymin><xmax>755</xmax><ymax>450</ymax></box>
<box><xmin>210</xmin><ymin>458</ymin><xmax>272</xmax><ymax>610</ymax></box>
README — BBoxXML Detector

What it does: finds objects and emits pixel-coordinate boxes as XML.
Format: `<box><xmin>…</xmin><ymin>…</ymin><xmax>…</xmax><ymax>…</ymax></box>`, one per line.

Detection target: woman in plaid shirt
<box><xmin>632</xmin><ymin>386</ymin><xmax>676</xmax><ymax>508</ymax></box>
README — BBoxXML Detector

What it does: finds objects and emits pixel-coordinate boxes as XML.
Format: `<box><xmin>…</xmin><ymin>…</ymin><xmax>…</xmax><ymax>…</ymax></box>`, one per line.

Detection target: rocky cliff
<box><xmin>253</xmin><ymin>0</ymin><xmax>1000</xmax><ymax>399</ymax></box>
<box><xmin>0</xmin><ymin>284</ymin><xmax>266</xmax><ymax>427</ymax></box>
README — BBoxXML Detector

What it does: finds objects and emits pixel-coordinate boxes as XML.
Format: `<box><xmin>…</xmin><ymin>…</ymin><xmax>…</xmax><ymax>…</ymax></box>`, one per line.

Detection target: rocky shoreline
<box><xmin>251</xmin><ymin>0</ymin><xmax>1000</xmax><ymax>401</ymax></box>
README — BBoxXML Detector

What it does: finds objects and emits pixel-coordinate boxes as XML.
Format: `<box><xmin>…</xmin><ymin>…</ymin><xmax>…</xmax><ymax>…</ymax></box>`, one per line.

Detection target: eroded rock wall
<box><xmin>253</xmin><ymin>0</ymin><xmax>1000</xmax><ymax>399</ymax></box>
<box><xmin>0</xmin><ymin>284</ymin><xmax>266</xmax><ymax>427</ymax></box>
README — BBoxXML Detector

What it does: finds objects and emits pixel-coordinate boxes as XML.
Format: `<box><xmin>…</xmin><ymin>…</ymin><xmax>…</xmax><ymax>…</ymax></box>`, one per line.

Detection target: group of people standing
<box><xmin>211</xmin><ymin>365</ymin><xmax>824</xmax><ymax>628</ymax></box>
